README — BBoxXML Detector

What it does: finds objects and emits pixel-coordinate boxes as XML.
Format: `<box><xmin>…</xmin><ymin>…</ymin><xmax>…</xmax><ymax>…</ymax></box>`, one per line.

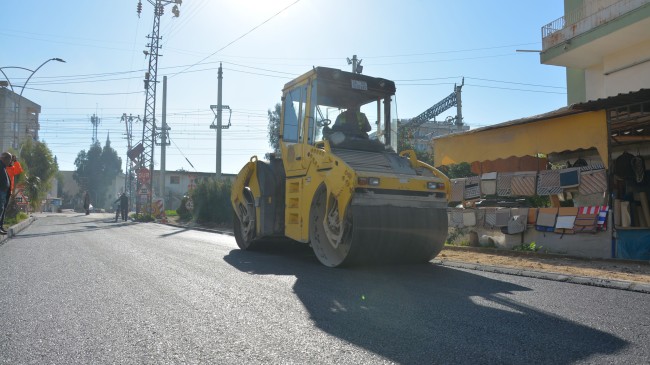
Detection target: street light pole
<box><xmin>0</xmin><ymin>58</ymin><xmax>66</xmax><ymax>149</ymax></box>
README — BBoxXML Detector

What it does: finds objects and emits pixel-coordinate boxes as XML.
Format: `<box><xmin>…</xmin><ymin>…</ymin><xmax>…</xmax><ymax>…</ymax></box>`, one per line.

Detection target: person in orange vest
<box><xmin>0</xmin><ymin>152</ymin><xmax>15</xmax><ymax>234</ymax></box>
<box><xmin>332</xmin><ymin>105</ymin><xmax>371</xmax><ymax>139</ymax></box>
<box><xmin>1</xmin><ymin>153</ymin><xmax>22</xmax><ymax>233</ymax></box>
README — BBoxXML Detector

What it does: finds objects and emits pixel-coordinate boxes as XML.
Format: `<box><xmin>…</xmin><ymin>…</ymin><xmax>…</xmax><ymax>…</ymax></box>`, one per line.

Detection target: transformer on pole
<box><xmin>135</xmin><ymin>0</ymin><xmax>182</xmax><ymax>216</ymax></box>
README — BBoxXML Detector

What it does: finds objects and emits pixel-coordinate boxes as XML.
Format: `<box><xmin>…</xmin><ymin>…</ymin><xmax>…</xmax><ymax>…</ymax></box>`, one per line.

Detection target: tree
<box><xmin>265</xmin><ymin>103</ymin><xmax>281</xmax><ymax>160</ymax></box>
<box><xmin>19</xmin><ymin>139</ymin><xmax>59</xmax><ymax>212</ymax></box>
<box><xmin>446</xmin><ymin>162</ymin><xmax>476</xmax><ymax>178</ymax></box>
<box><xmin>396</xmin><ymin>123</ymin><xmax>435</xmax><ymax>167</ymax></box>
<box><xmin>73</xmin><ymin>138</ymin><xmax>122</xmax><ymax>210</ymax></box>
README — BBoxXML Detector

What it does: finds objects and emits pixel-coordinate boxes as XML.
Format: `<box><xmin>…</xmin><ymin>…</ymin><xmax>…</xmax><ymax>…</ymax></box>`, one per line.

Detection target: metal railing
<box><xmin>542</xmin><ymin>0</ymin><xmax>650</xmax><ymax>48</ymax></box>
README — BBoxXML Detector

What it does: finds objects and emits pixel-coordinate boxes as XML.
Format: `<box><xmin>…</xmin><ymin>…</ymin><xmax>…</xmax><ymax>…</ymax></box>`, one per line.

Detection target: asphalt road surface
<box><xmin>1</xmin><ymin>213</ymin><xmax>648</xmax><ymax>365</ymax></box>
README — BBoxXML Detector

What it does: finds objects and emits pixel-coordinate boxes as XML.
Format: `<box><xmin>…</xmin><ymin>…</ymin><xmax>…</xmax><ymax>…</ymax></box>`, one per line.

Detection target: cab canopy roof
<box><xmin>283</xmin><ymin>67</ymin><xmax>396</xmax><ymax>109</ymax></box>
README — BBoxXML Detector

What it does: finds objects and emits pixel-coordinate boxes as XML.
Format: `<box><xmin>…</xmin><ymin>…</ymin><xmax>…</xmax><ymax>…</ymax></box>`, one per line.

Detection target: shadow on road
<box><xmin>224</xmin><ymin>243</ymin><xmax>627</xmax><ymax>364</ymax></box>
<box><xmin>11</xmin><ymin>219</ymin><xmax>135</xmax><ymax>239</ymax></box>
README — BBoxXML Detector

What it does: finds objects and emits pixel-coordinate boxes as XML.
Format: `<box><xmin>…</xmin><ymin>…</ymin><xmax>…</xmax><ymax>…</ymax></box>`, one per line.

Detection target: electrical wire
<box><xmin>24</xmin><ymin>86</ymin><xmax>142</xmax><ymax>96</ymax></box>
<box><xmin>168</xmin><ymin>0</ymin><xmax>303</xmax><ymax>78</ymax></box>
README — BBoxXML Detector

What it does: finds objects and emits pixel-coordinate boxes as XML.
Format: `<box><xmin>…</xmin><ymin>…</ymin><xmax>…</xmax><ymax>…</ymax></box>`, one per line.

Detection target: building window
<box><xmin>170</xmin><ymin>176</ymin><xmax>180</xmax><ymax>184</ymax></box>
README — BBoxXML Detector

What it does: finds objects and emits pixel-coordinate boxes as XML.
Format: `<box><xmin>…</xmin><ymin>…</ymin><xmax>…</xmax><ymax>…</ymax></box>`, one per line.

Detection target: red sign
<box><xmin>14</xmin><ymin>190</ymin><xmax>28</xmax><ymax>205</ymax></box>
<box><xmin>137</xmin><ymin>168</ymin><xmax>151</xmax><ymax>184</ymax></box>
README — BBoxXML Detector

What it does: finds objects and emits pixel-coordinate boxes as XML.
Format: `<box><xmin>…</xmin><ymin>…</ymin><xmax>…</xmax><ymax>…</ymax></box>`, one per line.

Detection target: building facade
<box><xmin>0</xmin><ymin>87</ymin><xmax>41</xmax><ymax>152</ymax></box>
<box><xmin>541</xmin><ymin>0</ymin><xmax>650</xmax><ymax>104</ymax></box>
<box><xmin>430</xmin><ymin>0</ymin><xmax>650</xmax><ymax>260</ymax></box>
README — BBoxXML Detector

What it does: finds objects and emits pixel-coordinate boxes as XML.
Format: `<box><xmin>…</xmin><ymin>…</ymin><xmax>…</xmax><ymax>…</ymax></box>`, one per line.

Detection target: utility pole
<box><xmin>209</xmin><ymin>63</ymin><xmax>231</xmax><ymax>178</ymax></box>
<box><xmin>136</xmin><ymin>0</ymin><xmax>182</xmax><ymax>216</ymax></box>
<box><xmin>216</xmin><ymin>64</ymin><xmax>222</xmax><ymax>178</ymax></box>
<box><xmin>347</xmin><ymin>54</ymin><xmax>363</xmax><ymax>74</ymax></box>
<box><xmin>157</xmin><ymin>76</ymin><xmax>170</xmax><ymax>206</ymax></box>
<box><xmin>123</xmin><ymin>113</ymin><xmax>140</xmax><ymax>212</ymax></box>
<box><xmin>455</xmin><ymin>80</ymin><xmax>463</xmax><ymax>127</ymax></box>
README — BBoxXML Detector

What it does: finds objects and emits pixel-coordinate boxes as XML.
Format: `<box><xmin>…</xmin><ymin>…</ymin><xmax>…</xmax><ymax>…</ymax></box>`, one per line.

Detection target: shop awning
<box><xmin>434</xmin><ymin>109</ymin><xmax>608</xmax><ymax>168</ymax></box>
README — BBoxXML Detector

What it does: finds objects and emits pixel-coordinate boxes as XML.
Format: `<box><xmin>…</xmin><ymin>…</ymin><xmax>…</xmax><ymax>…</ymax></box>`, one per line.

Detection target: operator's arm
<box><xmin>360</xmin><ymin>113</ymin><xmax>371</xmax><ymax>132</ymax></box>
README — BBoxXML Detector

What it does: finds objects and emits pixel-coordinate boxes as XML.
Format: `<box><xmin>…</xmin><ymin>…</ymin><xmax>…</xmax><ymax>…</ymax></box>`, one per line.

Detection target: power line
<box><xmin>168</xmin><ymin>0</ymin><xmax>303</xmax><ymax>78</ymax></box>
<box><xmin>24</xmin><ymin>86</ymin><xmax>141</xmax><ymax>96</ymax></box>
<box><xmin>363</xmin><ymin>42</ymin><xmax>541</xmax><ymax>58</ymax></box>
<box><xmin>395</xmin><ymin>76</ymin><xmax>565</xmax><ymax>89</ymax></box>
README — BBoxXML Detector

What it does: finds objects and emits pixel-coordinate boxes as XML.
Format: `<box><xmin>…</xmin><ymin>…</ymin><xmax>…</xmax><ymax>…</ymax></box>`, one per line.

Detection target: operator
<box><xmin>332</xmin><ymin>105</ymin><xmax>371</xmax><ymax>139</ymax></box>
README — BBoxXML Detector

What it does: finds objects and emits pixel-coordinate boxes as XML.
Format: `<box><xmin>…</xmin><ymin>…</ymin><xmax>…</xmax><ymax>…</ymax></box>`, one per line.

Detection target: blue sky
<box><xmin>1</xmin><ymin>0</ymin><xmax>567</xmax><ymax>174</ymax></box>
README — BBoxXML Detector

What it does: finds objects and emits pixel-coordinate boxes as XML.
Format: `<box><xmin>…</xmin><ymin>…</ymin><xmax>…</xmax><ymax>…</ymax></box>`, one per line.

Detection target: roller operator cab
<box><xmin>231</xmin><ymin>67</ymin><xmax>450</xmax><ymax>267</ymax></box>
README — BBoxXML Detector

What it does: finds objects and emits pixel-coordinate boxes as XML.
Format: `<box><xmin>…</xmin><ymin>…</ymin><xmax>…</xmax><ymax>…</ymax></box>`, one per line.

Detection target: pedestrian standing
<box><xmin>83</xmin><ymin>191</ymin><xmax>91</xmax><ymax>215</ymax></box>
<box><xmin>0</xmin><ymin>154</ymin><xmax>23</xmax><ymax>232</ymax></box>
<box><xmin>114</xmin><ymin>192</ymin><xmax>129</xmax><ymax>222</ymax></box>
<box><xmin>0</xmin><ymin>152</ymin><xmax>12</xmax><ymax>235</ymax></box>
<box><xmin>120</xmin><ymin>193</ymin><xmax>129</xmax><ymax>221</ymax></box>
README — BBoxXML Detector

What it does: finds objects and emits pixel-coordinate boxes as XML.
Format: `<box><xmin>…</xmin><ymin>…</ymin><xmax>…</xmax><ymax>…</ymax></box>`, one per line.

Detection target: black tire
<box><xmin>309</xmin><ymin>187</ymin><xmax>354</xmax><ymax>267</ymax></box>
<box><xmin>233</xmin><ymin>190</ymin><xmax>257</xmax><ymax>250</ymax></box>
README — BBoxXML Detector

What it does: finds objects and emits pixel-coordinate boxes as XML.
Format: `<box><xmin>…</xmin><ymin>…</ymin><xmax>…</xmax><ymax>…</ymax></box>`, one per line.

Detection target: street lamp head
<box><xmin>52</xmin><ymin>58</ymin><xmax>66</xmax><ymax>63</ymax></box>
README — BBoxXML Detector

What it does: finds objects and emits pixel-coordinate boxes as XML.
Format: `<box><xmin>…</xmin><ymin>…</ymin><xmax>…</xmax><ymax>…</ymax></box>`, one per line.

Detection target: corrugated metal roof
<box><xmin>571</xmin><ymin>88</ymin><xmax>650</xmax><ymax>111</ymax></box>
<box><xmin>434</xmin><ymin>89</ymin><xmax>650</xmax><ymax>140</ymax></box>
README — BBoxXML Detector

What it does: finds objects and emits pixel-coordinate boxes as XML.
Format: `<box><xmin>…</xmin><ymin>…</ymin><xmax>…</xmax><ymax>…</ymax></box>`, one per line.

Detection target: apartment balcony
<box><xmin>540</xmin><ymin>0</ymin><xmax>650</xmax><ymax>68</ymax></box>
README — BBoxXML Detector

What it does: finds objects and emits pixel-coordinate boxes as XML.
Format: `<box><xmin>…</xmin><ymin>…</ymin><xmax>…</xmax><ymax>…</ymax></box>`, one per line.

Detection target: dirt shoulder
<box><xmin>440</xmin><ymin>246</ymin><xmax>650</xmax><ymax>284</ymax></box>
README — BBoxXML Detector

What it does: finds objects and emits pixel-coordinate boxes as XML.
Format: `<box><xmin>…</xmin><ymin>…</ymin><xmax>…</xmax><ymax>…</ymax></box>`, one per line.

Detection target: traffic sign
<box><xmin>137</xmin><ymin>168</ymin><xmax>151</xmax><ymax>184</ymax></box>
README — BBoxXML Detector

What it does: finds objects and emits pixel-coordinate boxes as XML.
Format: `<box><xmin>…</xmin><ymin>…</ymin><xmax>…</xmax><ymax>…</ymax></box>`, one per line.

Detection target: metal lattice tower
<box><xmin>136</xmin><ymin>0</ymin><xmax>181</xmax><ymax>215</ymax></box>
<box><xmin>91</xmin><ymin>113</ymin><xmax>100</xmax><ymax>144</ymax></box>
<box><xmin>398</xmin><ymin>78</ymin><xmax>464</xmax><ymax>141</ymax></box>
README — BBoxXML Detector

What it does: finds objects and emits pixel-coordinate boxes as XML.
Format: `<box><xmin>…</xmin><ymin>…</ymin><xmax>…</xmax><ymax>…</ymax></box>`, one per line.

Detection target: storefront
<box><xmin>434</xmin><ymin>89</ymin><xmax>650</xmax><ymax>260</ymax></box>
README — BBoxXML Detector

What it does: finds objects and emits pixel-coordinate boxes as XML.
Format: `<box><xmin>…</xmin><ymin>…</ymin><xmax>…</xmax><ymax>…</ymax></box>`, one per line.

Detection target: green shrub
<box><xmin>165</xmin><ymin>209</ymin><xmax>178</xmax><ymax>217</ymax></box>
<box><xmin>446</xmin><ymin>227</ymin><xmax>469</xmax><ymax>246</ymax></box>
<box><xmin>513</xmin><ymin>241</ymin><xmax>542</xmax><ymax>252</ymax></box>
<box><xmin>5</xmin><ymin>211</ymin><xmax>29</xmax><ymax>227</ymax></box>
<box><xmin>133</xmin><ymin>213</ymin><xmax>155</xmax><ymax>222</ymax></box>
<box><xmin>190</xmin><ymin>178</ymin><xmax>233</xmax><ymax>226</ymax></box>
<box><xmin>176</xmin><ymin>196</ymin><xmax>192</xmax><ymax>221</ymax></box>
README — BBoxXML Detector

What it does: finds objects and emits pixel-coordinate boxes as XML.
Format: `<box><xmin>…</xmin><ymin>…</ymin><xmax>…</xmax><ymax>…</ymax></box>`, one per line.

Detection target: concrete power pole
<box><xmin>455</xmin><ymin>78</ymin><xmax>464</xmax><ymax>128</ymax></box>
<box><xmin>347</xmin><ymin>54</ymin><xmax>363</xmax><ymax>74</ymax></box>
<box><xmin>157</xmin><ymin>76</ymin><xmax>170</xmax><ymax>204</ymax></box>
<box><xmin>121</xmin><ymin>113</ymin><xmax>138</xmax><ymax>208</ymax></box>
<box><xmin>209</xmin><ymin>63</ymin><xmax>231</xmax><ymax>179</ymax></box>
<box><xmin>216</xmin><ymin>64</ymin><xmax>222</xmax><ymax>178</ymax></box>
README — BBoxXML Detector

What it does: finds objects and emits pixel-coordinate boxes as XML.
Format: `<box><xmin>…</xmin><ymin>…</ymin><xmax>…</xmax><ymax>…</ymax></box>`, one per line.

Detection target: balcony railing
<box><xmin>542</xmin><ymin>0</ymin><xmax>650</xmax><ymax>49</ymax></box>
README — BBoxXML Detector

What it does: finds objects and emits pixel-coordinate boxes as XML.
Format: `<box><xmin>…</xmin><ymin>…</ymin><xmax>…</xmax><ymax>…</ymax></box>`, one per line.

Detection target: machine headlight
<box><xmin>358</xmin><ymin>177</ymin><xmax>380</xmax><ymax>186</ymax></box>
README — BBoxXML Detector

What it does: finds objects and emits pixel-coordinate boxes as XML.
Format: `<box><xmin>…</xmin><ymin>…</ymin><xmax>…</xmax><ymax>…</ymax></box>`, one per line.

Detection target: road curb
<box><xmin>432</xmin><ymin>259</ymin><xmax>650</xmax><ymax>294</ymax></box>
<box><xmin>0</xmin><ymin>216</ymin><xmax>36</xmax><ymax>245</ymax></box>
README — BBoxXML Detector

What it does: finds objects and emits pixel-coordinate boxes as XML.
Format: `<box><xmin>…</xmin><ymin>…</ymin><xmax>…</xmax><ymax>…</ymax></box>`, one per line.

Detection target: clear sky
<box><xmin>1</xmin><ymin>0</ymin><xmax>567</xmax><ymax>175</ymax></box>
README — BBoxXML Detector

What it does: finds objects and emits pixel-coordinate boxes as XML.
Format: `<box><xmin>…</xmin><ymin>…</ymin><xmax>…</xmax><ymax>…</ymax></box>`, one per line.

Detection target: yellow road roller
<box><xmin>231</xmin><ymin>67</ymin><xmax>450</xmax><ymax>267</ymax></box>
